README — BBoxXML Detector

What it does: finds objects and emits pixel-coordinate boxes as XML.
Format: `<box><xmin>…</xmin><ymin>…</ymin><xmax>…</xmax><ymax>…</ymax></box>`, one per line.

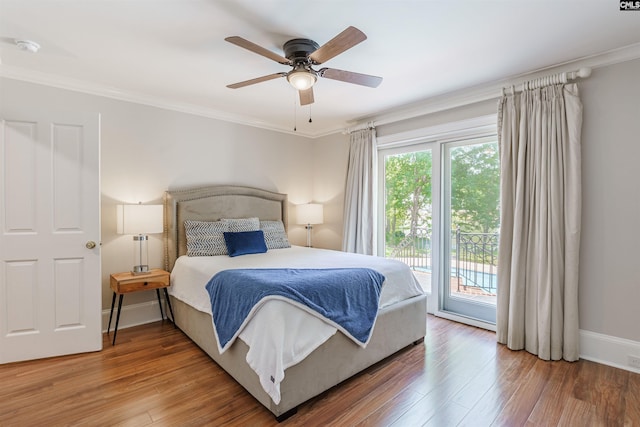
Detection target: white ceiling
<box><xmin>1</xmin><ymin>1</ymin><xmax>640</xmax><ymax>137</ymax></box>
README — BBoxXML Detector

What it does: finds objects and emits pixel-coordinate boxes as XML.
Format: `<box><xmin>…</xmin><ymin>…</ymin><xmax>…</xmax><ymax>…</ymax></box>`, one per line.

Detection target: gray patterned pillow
<box><xmin>221</xmin><ymin>217</ymin><xmax>260</xmax><ymax>232</ymax></box>
<box><xmin>184</xmin><ymin>220</ymin><xmax>228</xmax><ymax>256</ymax></box>
<box><xmin>260</xmin><ymin>220</ymin><xmax>291</xmax><ymax>249</ymax></box>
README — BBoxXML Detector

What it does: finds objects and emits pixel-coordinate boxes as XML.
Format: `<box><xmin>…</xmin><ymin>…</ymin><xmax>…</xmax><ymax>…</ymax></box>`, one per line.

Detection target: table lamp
<box><xmin>296</xmin><ymin>203</ymin><xmax>323</xmax><ymax>247</ymax></box>
<box><xmin>116</xmin><ymin>203</ymin><xmax>163</xmax><ymax>274</ymax></box>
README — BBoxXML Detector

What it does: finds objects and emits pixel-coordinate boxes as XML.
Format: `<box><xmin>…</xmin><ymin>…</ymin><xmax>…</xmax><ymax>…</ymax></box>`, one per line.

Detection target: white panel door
<box><xmin>0</xmin><ymin>109</ymin><xmax>102</xmax><ymax>363</ymax></box>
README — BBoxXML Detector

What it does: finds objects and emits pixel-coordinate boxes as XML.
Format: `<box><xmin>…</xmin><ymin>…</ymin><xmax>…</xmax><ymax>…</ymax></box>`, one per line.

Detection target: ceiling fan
<box><xmin>225</xmin><ymin>26</ymin><xmax>382</xmax><ymax>106</ymax></box>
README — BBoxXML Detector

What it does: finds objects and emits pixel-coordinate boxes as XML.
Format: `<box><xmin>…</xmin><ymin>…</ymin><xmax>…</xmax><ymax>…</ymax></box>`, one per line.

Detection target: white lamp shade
<box><xmin>296</xmin><ymin>203</ymin><xmax>323</xmax><ymax>225</ymax></box>
<box><xmin>116</xmin><ymin>204</ymin><xmax>163</xmax><ymax>235</ymax></box>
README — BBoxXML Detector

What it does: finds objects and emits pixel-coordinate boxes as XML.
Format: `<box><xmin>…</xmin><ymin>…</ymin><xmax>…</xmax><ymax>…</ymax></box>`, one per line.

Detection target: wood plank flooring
<box><xmin>1</xmin><ymin>316</ymin><xmax>638</xmax><ymax>426</ymax></box>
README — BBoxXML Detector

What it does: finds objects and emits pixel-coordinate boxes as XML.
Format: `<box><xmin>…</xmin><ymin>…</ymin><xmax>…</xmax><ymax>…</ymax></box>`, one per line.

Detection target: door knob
<box><xmin>86</xmin><ymin>241</ymin><xmax>96</xmax><ymax>249</ymax></box>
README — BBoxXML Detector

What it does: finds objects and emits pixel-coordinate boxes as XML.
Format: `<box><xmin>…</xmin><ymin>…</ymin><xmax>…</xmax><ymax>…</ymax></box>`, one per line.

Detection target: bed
<box><xmin>163</xmin><ymin>185</ymin><xmax>427</xmax><ymax>421</ymax></box>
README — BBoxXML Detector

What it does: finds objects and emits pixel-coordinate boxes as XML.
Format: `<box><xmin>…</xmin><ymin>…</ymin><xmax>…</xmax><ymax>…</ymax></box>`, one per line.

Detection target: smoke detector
<box><xmin>15</xmin><ymin>39</ymin><xmax>40</xmax><ymax>53</ymax></box>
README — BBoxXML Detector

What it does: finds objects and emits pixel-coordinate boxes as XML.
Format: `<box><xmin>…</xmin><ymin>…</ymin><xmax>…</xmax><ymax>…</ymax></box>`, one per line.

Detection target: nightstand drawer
<box><xmin>109</xmin><ymin>269</ymin><xmax>170</xmax><ymax>294</ymax></box>
<box><xmin>112</xmin><ymin>279</ymin><xmax>168</xmax><ymax>293</ymax></box>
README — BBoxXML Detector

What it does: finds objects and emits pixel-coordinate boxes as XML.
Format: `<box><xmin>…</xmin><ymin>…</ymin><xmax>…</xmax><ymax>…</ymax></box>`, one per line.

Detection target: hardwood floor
<box><xmin>1</xmin><ymin>316</ymin><xmax>638</xmax><ymax>426</ymax></box>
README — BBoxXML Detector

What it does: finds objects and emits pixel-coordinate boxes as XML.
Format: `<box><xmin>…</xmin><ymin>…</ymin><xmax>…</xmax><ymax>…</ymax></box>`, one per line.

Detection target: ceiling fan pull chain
<box><xmin>293</xmin><ymin>92</ymin><xmax>297</xmax><ymax>131</ymax></box>
<box><xmin>309</xmin><ymin>105</ymin><xmax>312</xmax><ymax>123</ymax></box>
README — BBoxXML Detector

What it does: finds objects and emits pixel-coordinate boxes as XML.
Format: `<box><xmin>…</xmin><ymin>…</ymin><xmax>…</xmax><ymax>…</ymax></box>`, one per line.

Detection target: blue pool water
<box><xmin>415</xmin><ymin>266</ymin><xmax>498</xmax><ymax>291</ymax></box>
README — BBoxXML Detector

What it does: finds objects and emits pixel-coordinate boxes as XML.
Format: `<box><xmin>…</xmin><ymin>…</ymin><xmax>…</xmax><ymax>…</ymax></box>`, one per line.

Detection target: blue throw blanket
<box><xmin>205</xmin><ymin>268</ymin><xmax>385</xmax><ymax>351</ymax></box>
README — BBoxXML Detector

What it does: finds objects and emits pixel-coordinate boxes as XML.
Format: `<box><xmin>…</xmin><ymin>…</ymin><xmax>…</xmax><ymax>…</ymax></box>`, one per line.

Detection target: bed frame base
<box><xmin>170</xmin><ymin>294</ymin><xmax>426</xmax><ymax>419</ymax></box>
<box><xmin>275</xmin><ymin>407</ymin><xmax>298</xmax><ymax>422</ymax></box>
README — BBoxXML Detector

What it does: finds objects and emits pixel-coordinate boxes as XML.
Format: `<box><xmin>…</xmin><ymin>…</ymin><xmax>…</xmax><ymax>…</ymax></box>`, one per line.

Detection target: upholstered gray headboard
<box><xmin>163</xmin><ymin>185</ymin><xmax>289</xmax><ymax>271</ymax></box>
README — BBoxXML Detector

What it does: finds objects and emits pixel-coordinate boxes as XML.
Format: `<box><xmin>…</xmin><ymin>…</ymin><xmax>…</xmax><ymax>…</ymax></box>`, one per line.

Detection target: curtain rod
<box><xmin>502</xmin><ymin>67</ymin><xmax>592</xmax><ymax>95</ymax></box>
<box><xmin>343</xmin><ymin>121</ymin><xmax>375</xmax><ymax>135</ymax></box>
<box><xmin>344</xmin><ymin>66</ymin><xmax>593</xmax><ymax>134</ymax></box>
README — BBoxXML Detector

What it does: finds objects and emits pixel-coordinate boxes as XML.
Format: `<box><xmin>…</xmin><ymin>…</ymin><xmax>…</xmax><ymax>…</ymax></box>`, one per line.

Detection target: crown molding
<box><xmin>354</xmin><ymin>42</ymin><xmax>640</xmax><ymax>129</ymax></box>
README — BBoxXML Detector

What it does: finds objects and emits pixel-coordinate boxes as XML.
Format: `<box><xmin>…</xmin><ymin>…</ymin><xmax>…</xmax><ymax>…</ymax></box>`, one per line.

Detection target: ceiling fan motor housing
<box><xmin>283</xmin><ymin>38</ymin><xmax>320</xmax><ymax>64</ymax></box>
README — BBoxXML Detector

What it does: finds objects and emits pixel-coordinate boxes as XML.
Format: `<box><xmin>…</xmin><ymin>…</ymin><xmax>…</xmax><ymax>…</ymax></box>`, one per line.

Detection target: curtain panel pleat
<box><xmin>496</xmin><ymin>84</ymin><xmax>582</xmax><ymax>362</ymax></box>
<box><xmin>342</xmin><ymin>128</ymin><xmax>377</xmax><ymax>255</ymax></box>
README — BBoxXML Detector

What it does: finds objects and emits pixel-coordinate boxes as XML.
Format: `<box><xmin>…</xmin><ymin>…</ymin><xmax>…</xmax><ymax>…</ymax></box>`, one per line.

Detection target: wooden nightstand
<box><xmin>107</xmin><ymin>268</ymin><xmax>175</xmax><ymax>345</ymax></box>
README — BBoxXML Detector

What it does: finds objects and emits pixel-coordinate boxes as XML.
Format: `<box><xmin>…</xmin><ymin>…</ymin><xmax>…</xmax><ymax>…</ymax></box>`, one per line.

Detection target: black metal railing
<box><xmin>389</xmin><ymin>228</ymin><xmax>432</xmax><ymax>272</ymax></box>
<box><xmin>388</xmin><ymin>226</ymin><xmax>499</xmax><ymax>295</ymax></box>
<box><xmin>455</xmin><ymin>227</ymin><xmax>498</xmax><ymax>294</ymax></box>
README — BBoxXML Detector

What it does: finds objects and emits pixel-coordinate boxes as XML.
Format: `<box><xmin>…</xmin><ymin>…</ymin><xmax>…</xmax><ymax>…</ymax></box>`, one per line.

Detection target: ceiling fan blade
<box><xmin>309</xmin><ymin>26</ymin><xmax>367</xmax><ymax>64</ymax></box>
<box><xmin>227</xmin><ymin>73</ymin><xmax>286</xmax><ymax>89</ymax></box>
<box><xmin>299</xmin><ymin>88</ymin><xmax>314</xmax><ymax>106</ymax></box>
<box><xmin>225</xmin><ymin>36</ymin><xmax>290</xmax><ymax>65</ymax></box>
<box><xmin>318</xmin><ymin>68</ymin><xmax>382</xmax><ymax>88</ymax></box>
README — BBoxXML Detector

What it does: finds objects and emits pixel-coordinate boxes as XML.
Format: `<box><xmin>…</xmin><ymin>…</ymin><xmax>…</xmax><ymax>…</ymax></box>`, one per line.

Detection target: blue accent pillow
<box><xmin>223</xmin><ymin>230</ymin><xmax>268</xmax><ymax>257</ymax></box>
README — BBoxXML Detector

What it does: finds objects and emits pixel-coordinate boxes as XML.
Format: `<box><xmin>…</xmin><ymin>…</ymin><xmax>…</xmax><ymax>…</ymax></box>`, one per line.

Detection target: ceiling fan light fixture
<box><xmin>287</xmin><ymin>70</ymin><xmax>317</xmax><ymax>90</ymax></box>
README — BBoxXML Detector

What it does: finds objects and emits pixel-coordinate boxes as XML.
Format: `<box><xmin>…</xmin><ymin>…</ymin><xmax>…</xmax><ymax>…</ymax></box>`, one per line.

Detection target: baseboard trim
<box><xmin>101</xmin><ymin>300</ymin><xmax>165</xmax><ymax>333</ymax></box>
<box><xmin>579</xmin><ymin>329</ymin><xmax>640</xmax><ymax>374</ymax></box>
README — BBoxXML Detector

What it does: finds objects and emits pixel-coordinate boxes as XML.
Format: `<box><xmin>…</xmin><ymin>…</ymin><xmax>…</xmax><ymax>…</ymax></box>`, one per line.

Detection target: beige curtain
<box><xmin>496</xmin><ymin>84</ymin><xmax>582</xmax><ymax>361</ymax></box>
<box><xmin>342</xmin><ymin>128</ymin><xmax>376</xmax><ymax>255</ymax></box>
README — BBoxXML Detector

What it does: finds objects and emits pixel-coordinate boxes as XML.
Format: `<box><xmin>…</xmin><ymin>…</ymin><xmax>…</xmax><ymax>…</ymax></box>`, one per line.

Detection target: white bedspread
<box><xmin>169</xmin><ymin>246</ymin><xmax>424</xmax><ymax>404</ymax></box>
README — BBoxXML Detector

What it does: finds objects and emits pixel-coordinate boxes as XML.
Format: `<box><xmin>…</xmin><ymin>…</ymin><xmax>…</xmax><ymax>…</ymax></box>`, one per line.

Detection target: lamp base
<box><xmin>132</xmin><ymin>265</ymin><xmax>150</xmax><ymax>275</ymax></box>
<box><xmin>305</xmin><ymin>224</ymin><xmax>313</xmax><ymax>248</ymax></box>
<box><xmin>132</xmin><ymin>234</ymin><xmax>150</xmax><ymax>275</ymax></box>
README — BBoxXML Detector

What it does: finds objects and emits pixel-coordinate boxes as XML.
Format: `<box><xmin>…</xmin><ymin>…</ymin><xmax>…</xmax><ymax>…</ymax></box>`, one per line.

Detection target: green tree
<box><xmin>450</xmin><ymin>142</ymin><xmax>500</xmax><ymax>233</ymax></box>
<box><xmin>384</xmin><ymin>151</ymin><xmax>432</xmax><ymax>246</ymax></box>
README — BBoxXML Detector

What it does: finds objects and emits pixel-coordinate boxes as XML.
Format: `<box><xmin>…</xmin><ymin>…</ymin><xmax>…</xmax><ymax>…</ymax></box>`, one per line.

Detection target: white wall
<box><xmin>579</xmin><ymin>58</ymin><xmax>640</xmax><ymax>343</ymax></box>
<box><xmin>310</xmin><ymin>132</ymin><xmax>350</xmax><ymax>251</ymax></box>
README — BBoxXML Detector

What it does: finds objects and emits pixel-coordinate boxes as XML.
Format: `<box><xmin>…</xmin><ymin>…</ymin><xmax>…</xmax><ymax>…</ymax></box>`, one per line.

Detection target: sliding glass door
<box><xmin>378</xmin><ymin>117</ymin><xmax>499</xmax><ymax>326</ymax></box>
<box><xmin>442</xmin><ymin>137</ymin><xmax>499</xmax><ymax>323</ymax></box>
